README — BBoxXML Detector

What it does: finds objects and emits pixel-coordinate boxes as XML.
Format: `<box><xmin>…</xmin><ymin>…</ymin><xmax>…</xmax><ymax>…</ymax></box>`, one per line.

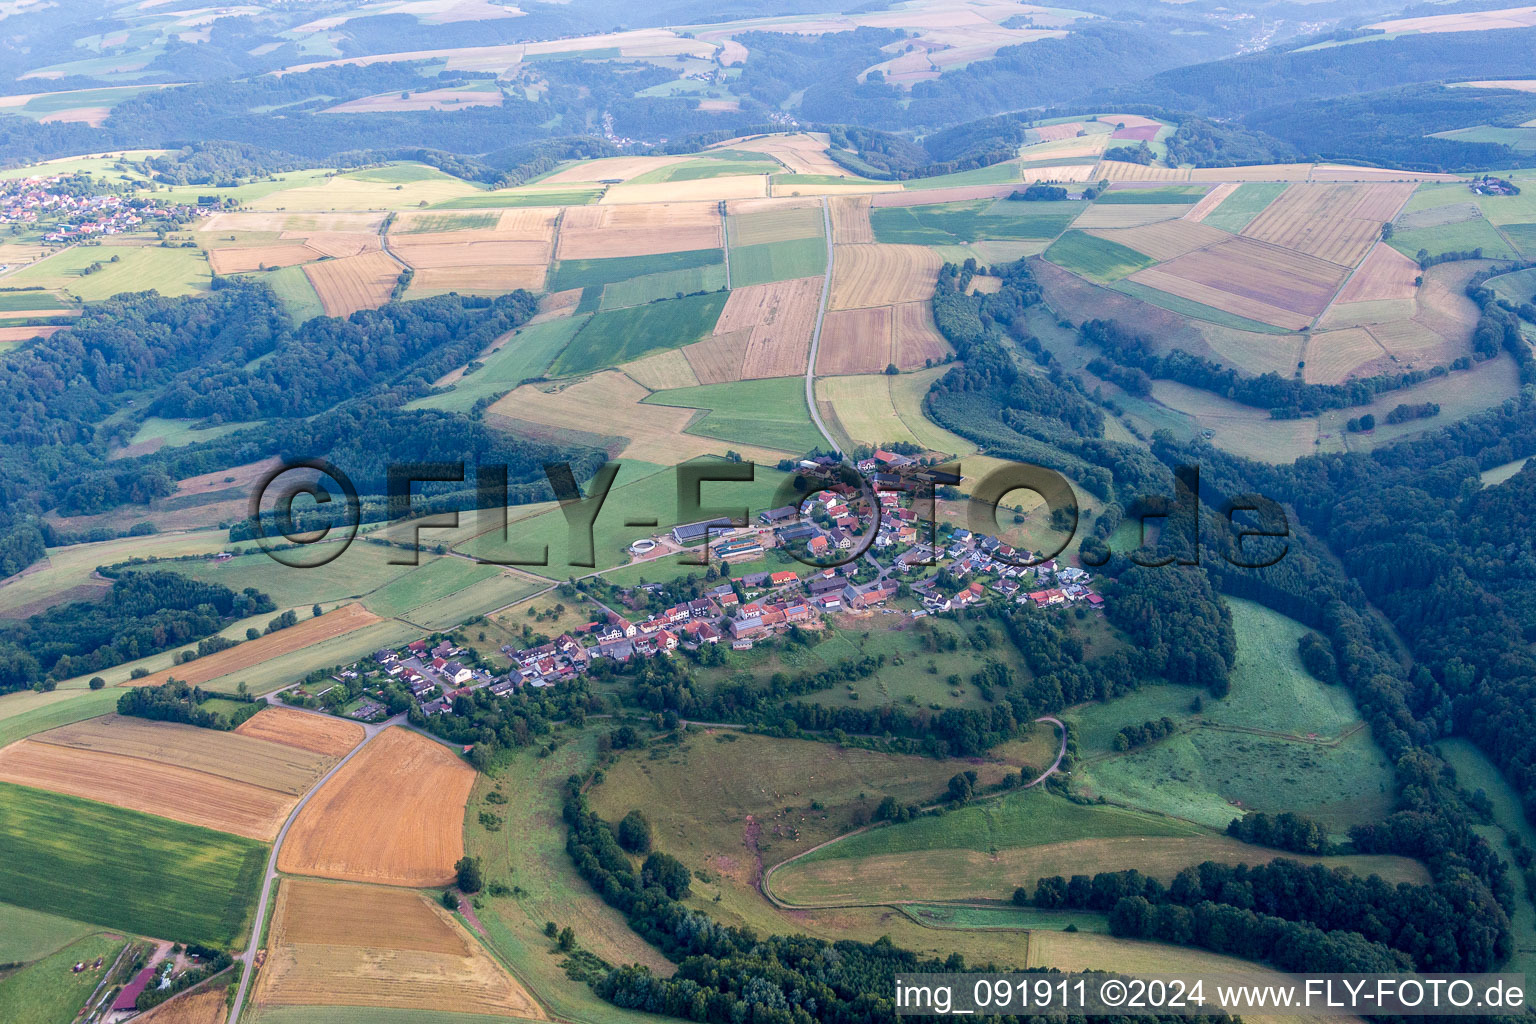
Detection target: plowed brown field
<box><xmin>206</xmin><ymin>244</ymin><xmax>318</xmax><ymax>274</ymax></box>
<box><xmin>235</xmin><ymin>706</ymin><xmax>364</xmax><ymax>757</ymax></box>
<box><xmin>0</xmin><ymin>740</ymin><xmax>294</xmax><ymax>840</ymax></box>
<box><xmin>34</xmin><ymin>714</ymin><xmax>332</xmax><ymax>794</ymax></box>
<box><xmin>1087</xmin><ymin>220</ymin><xmax>1227</xmax><ymax>261</ymax></box>
<box><xmin>816</xmin><ymin>306</ymin><xmax>891</xmax><ymax>375</ymax></box>
<box><xmin>828</xmin><ymin>196</ymin><xmax>873</xmax><ymax>244</ymax></box>
<box><xmin>891</xmin><ymin>301</ymin><xmax>951</xmax><ymax>369</ymax></box>
<box><xmin>1335</xmin><ymin>242</ymin><xmax>1422</xmax><ymax>303</ymax></box>
<box><xmin>127</xmin><ymin>604</ymin><xmax>382</xmax><ymax>689</ymax></box>
<box><xmin>713</xmin><ymin>277</ymin><xmax>820</xmax><ymax>379</ymax></box>
<box><xmin>1240</xmin><ymin>183</ymin><xmax>1415</xmax><ymax>267</ymax></box>
<box><xmin>1129</xmin><ymin>236</ymin><xmax>1348</xmax><ymax>328</ymax></box>
<box><xmin>256</xmin><ymin>877</ymin><xmax>544</xmax><ymax>1018</ymax></box>
<box><xmin>829</xmin><ymin>244</ymin><xmax>940</xmax><ymax>310</ymax></box>
<box><xmin>277</xmin><ymin>727</ymin><xmax>476</xmax><ymax>886</ymax></box>
<box><xmin>304</xmin><ymin>251</ymin><xmax>403</xmax><ymax>316</ymax></box>
<box><xmin>133</xmin><ymin>989</ymin><xmax>228</xmax><ymax>1024</ymax></box>
<box><xmin>557</xmin><ymin>201</ymin><xmax>721</xmax><ymax>259</ymax></box>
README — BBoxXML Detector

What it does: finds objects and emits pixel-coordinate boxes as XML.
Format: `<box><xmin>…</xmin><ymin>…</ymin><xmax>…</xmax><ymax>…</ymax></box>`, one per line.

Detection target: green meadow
<box><xmin>728</xmin><ymin>237</ymin><xmax>827</xmax><ymax>287</ymax></box>
<box><xmin>0</xmin><ymin>933</ymin><xmax>125</xmax><ymax>1024</ymax></box>
<box><xmin>1043</xmin><ymin>230</ymin><xmax>1156</xmax><ymax>282</ymax></box>
<box><xmin>549</xmin><ymin>291</ymin><xmax>728</xmax><ymax>375</ymax></box>
<box><xmin>644</xmin><ymin>377</ymin><xmax>826</xmax><ymax>454</ymax></box>
<box><xmin>1198</xmin><ymin>183</ymin><xmax>1289</xmax><ymax>234</ymax></box>
<box><xmin>0</xmin><ymin>783</ymin><xmax>266</xmax><ymax>948</ymax></box>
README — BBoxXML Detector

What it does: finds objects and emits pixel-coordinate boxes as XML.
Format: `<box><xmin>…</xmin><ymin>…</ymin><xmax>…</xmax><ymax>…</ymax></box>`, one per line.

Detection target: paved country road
<box><xmin>805</xmin><ymin>198</ymin><xmax>839</xmax><ymax>453</ymax></box>
<box><xmin>224</xmin><ymin>703</ymin><xmax>405</xmax><ymax>1024</ymax></box>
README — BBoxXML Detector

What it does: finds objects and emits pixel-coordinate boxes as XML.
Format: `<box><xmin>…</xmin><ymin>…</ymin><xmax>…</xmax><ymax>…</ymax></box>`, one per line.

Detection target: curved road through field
<box><xmin>759</xmin><ymin>715</ymin><xmax>1068</xmax><ymax>910</ymax></box>
<box><xmin>224</xmin><ymin>704</ymin><xmax>406</xmax><ymax>1024</ymax></box>
<box><xmin>804</xmin><ymin>198</ymin><xmax>840</xmax><ymax>454</ymax></box>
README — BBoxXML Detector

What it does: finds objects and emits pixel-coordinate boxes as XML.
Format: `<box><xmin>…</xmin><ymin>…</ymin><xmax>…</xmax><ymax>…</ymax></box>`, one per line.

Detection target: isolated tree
<box><xmin>618</xmin><ymin>810</ymin><xmax>653</xmax><ymax>854</ymax></box>
<box><xmin>558</xmin><ymin>926</ymin><xmax>576</xmax><ymax>951</ymax></box>
<box><xmin>312</xmin><ymin>603</ymin><xmax>323</xmax><ymax>618</ymax></box>
<box><xmin>88</xmin><ymin>677</ymin><xmax>105</xmax><ymax>690</ymax></box>
<box><xmin>455</xmin><ymin>856</ymin><xmax>483</xmax><ymax>894</ymax></box>
<box><xmin>442</xmin><ymin>889</ymin><xmax>459</xmax><ymax>910</ymax></box>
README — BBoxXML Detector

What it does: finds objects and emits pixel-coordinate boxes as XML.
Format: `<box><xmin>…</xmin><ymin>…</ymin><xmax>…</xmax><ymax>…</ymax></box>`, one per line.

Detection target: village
<box><xmin>293</xmin><ymin>452</ymin><xmax>1108</xmax><ymax>724</ymax></box>
<box><xmin>0</xmin><ymin>173</ymin><xmax>205</xmax><ymax>244</ymax></box>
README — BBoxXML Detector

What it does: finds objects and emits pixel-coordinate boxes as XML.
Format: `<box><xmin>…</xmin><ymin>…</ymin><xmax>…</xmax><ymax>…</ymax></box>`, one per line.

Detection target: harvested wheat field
<box><xmin>202</xmin><ymin>211</ymin><xmax>386</xmax><ymax>235</ymax></box>
<box><xmin>622</xmin><ymin>347</ymin><xmax>701</xmax><ymax>389</ymax></box>
<box><xmin>1307</xmin><ymin>164</ymin><xmax>1461</xmax><ymax>183</ymax></box>
<box><xmin>540</xmin><ymin>153</ymin><xmax>696</xmax><ymax>184</ymax></box>
<box><xmin>816</xmin><ymin>306</ymin><xmax>892</xmax><ymax>375</ymax></box>
<box><xmin>235</xmin><ymin>706</ymin><xmax>364</xmax><ymax>758</ymax></box>
<box><xmin>1021</xmin><ymin>135</ymin><xmax>1107</xmax><ymax>162</ymax></box>
<box><xmin>683</xmin><ymin>329</ymin><xmax>753</xmax><ymax>385</ymax></box>
<box><xmin>604</xmin><ymin>176</ymin><xmax>768</xmax><ymax>205</ymax></box>
<box><xmin>728</xmin><ymin>202</ymin><xmax>823</xmax><ymax>246</ymax></box>
<box><xmin>1026</xmin><ymin>163</ymin><xmax>1100</xmax><ymax>183</ymax></box>
<box><xmin>0</xmin><ymin>739</ymin><xmax>294</xmax><ymax>840</ymax></box>
<box><xmin>1183</xmin><ymin>183</ymin><xmax>1241</xmax><ymax>223</ymax></box>
<box><xmin>716</xmin><ymin>132</ymin><xmax>846</xmax><ymax>176</ymax></box>
<box><xmin>1032</xmin><ymin>121</ymin><xmax>1089</xmax><ymax>142</ymax></box>
<box><xmin>557</xmin><ymin>201</ymin><xmax>721</xmax><ymax>259</ymax></box>
<box><xmin>1095</xmin><ymin>161</ymin><xmax>1193</xmax><ymax>183</ymax></box>
<box><xmin>389</xmin><ymin>233</ymin><xmax>552</xmax><ymax>269</ymax></box>
<box><xmin>1190</xmin><ymin>164</ymin><xmax>1321</xmax><ymax>183</ymax></box>
<box><xmin>128</xmin><ymin>604</ymin><xmax>383</xmax><ymax>689</ymax></box>
<box><xmin>773</xmin><ymin>179</ymin><xmax>901</xmax><ymax>197</ymax></box>
<box><xmin>409</xmin><ymin>265</ymin><xmax>547</xmax><ymax>295</ymax></box>
<box><xmin>891</xmin><ymin>301</ymin><xmax>951</xmax><ymax>369</ymax></box>
<box><xmin>1130</xmin><ymin>236</ymin><xmax>1349</xmax><ymax>327</ymax></box>
<box><xmin>1073</xmin><ymin>204</ymin><xmax>1190</xmax><ymax>229</ymax></box>
<box><xmin>1303</xmin><ymin>328</ymin><xmax>1388</xmax><ymax>384</ymax></box>
<box><xmin>712</xmin><ymin>277</ymin><xmax>820</xmax><ymax>378</ymax></box>
<box><xmin>872</xmin><ymin>184</ymin><xmax>1021</xmax><ymax>208</ymax></box>
<box><xmin>535</xmin><ymin>287</ymin><xmax>583</xmax><ymax>320</ymax></box>
<box><xmin>257</xmin><ymin>877</ymin><xmax>544</xmax><ymax>1018</ymax></box>
<box><xmin>1335</xmin><ymin>242</ymin><xmax>1422</xmax><ymax>303</ymax></box>
<box><xmin>206</xmin><ymin>244</ymin><xmax>318</xmax><ymax>274</ymax></box>
<box><xmin>0</xmin><ymin>325</ymin><xmax>62</xmax><ymax>342</ymax></box>
<box><xmin>133</xmin><ymin>988</ymin><xmax>229</xmax><ymax>1024</ymax></box>
<box><xmin>304</xmin><ymin>251</ymin><xmax>403</xmax><ymax>316</ymax></box>
<box><xmin>491</xmin><ymin>372</ymin><xmax>789</xmax><ymax>463</ymax></box>
<box><xmin>830</xmin><ymin>244</ymin><xmax>941</xmax><ymax>310</ymax></box>
<box><xmin>1240</xmin><ymin>183</ymin><xmax>1415</xmax><ymax>267</ymax></box>
<box><xmin>828</xmin><ymin>196</ymin><xmax>874</xmax><ymax>244</ymax></box>
<box><xmin>1371</xmin><ymin>5</ymin><xmax>1536</xmax><ymax>33</ymax></box>
<box><xmin>325</xmin><ymin>87</ymin><xmax>503</xmax><ymax>113</ymax></box>
<box><xmin>1367</xmin><ymin>318</ymin><xmax>1461</xmax><ymax>363</ymax></box>
<box><xmin>278</xmin><ymin>728</ymin><xmax>475</xmax><ymax>887</ymax></box>
<box><xmin>32</xmin><ymin>714</ymin><xmax>334</xmax><ymax>795</ymax></box>
<box><xmin>1087</xmin><ymin>220</ymin><xmax>1227</xmax><ymax>261</ymax></box>
<box><xmin>286</xmin><ymin>231</ymin><xmax>381</xmax><ymax>259</ymax></box>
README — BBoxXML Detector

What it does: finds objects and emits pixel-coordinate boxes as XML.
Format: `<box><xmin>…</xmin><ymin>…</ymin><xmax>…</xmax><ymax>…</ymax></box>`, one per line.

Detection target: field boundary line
<box><xmin>1312</xmin><ymin>185</ymin><xmax>1419</xmax><ymax>327</ymax></box>
<box><xmin>760</xmin><ymin>716</ymin><xmax>1066</xmax><ymax>909</ymax></box>
<box><xmin>721</xmin><ymin>200</ymin><xmax>731</xmax><ymax>290</ymax></box>
<box><xmin>224</xmin><ymin>710</ymin><xmax>406</xmax><ymax>1024</ymax></box>
<box><xmin>804</xmin><ymin>198</ymin><xmax>839</xmax><ymax>452</ymax></box>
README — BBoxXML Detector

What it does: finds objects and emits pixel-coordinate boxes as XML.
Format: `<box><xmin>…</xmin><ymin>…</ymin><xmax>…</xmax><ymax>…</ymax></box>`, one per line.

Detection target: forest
<box><xmin>0</xmin><ymin>571</ymin><xmax>272</xmax><ymax>689</ymax></box>
<box><xmin>0</xmin><ymin>284</ymin><xmax>600</xmax><ymax>581</ymax></box>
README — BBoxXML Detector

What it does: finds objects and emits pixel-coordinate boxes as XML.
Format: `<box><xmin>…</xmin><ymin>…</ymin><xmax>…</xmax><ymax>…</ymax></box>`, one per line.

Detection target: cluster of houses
<box><xmin>326</xmin><ymin>451</ymin><xmax>1107</xmax><ymax>722</ymax></box>
<box><xmin>0</xmin><ymin>175</ymin><xmax>202</xmax><ymax>240</ymax></box>
<box><xmin>369</xmin><ymin>639</ymin><xmax>489</xmax><ymax>717</ymax></box>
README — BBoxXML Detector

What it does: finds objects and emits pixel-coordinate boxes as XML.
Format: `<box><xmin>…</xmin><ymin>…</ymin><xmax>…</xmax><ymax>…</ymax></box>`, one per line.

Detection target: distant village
<box><xmin>291</xmin><ymin>451</ymin><xmax>1107</xmax><ymax>724</ymax></box>
<box><xmin>0</xmin><ymin>174</ymin><xmax>206</xmax><ymax>242</ymax></box>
